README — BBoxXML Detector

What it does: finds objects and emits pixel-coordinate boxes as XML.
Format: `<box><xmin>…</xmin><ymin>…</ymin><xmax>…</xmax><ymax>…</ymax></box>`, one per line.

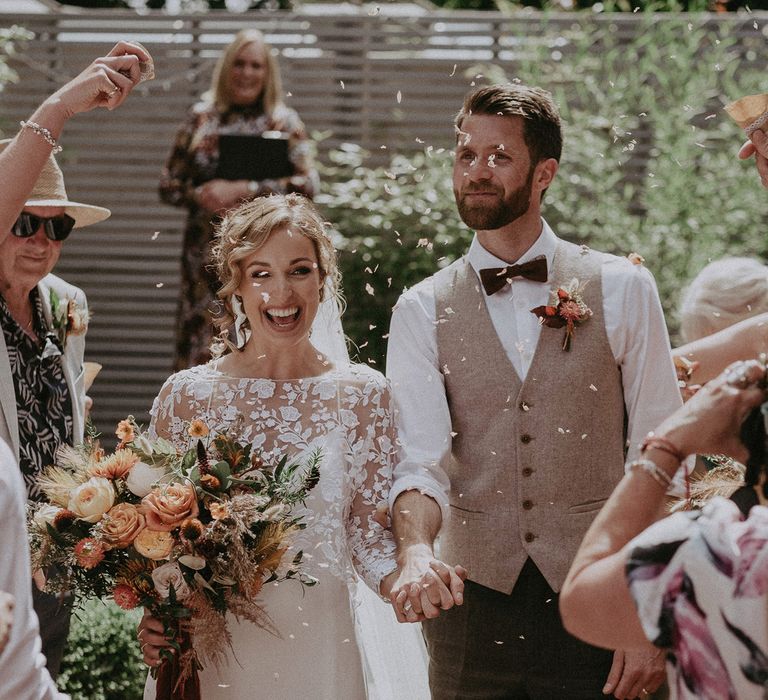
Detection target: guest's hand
<box><xmin>602</xmin><ymin>645</ymin><xmax>665</xmax><ymax>699</ymax></box>
<box><xmin>653</xmin><ymin>358</ymin><xmax>766</xmax><ymax>464</ymax></box>
<box><xmin>387</xmin><ymin>544</ymin><xmax>466</xmax><ymax>623</ymax></box>
<box><xmin>32</xmin><ymin>569</ymin><xmax>46</xmax><ymax>591</ymax></box>
<box><xmin>51</xmin><ymin>41</ymin><xmax>152</xmax><ymax>118</ymax></box>
<box><xmin>738</xmin><ymin>128</ymin><xmax>768</xmax><ymax>189</ymax></box>
<box><xmin>137</xmin><ymin>609</ymin><xmax>174</xmax><ymax>667</ymax></box>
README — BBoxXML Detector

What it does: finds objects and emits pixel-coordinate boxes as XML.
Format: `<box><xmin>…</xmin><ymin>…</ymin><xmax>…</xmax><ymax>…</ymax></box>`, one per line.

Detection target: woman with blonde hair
<box><xmin>139</xmin><ymin>194</ymin><xmax>430</xmax><ymax>699</ymax></box>
<box><xmin>160</xmin><ymin>29</ymin><xmax>318</xmax><ymax>371</ymax></box>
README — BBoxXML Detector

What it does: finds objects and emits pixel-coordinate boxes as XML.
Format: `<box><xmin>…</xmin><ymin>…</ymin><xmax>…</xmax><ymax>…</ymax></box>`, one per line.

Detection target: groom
<box><xmin>386</xmin><ymin>84</ymin><xmax>683</xmax><ymax>699</ymax></box>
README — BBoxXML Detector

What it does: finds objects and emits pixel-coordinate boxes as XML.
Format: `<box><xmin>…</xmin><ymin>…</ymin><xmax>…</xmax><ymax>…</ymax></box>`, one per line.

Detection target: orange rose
<box><xmin>133</xmin><ymin>528</ymin><xmax>174</xmax><ymax>560</ymax></box>
<box><xmin>101</xmin><ymin>503</ymin><xmax>146</xmax><ymax>549</ymax></box>
<box><xmin>142</xmin><ymin>483</ymin><xmax>199</xmax><ymax>532</ymax></box>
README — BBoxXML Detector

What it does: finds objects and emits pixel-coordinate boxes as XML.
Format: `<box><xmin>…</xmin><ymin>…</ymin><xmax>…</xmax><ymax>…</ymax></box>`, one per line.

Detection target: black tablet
<box><xmin>215</xmin><ymin>133</ymin><xmax>294</xmax><ymax>181</ymax></box>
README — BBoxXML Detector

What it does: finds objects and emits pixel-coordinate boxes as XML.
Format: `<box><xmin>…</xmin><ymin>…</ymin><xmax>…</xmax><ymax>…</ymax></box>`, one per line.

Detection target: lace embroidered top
<box><xmin>148</xmin><ymin>361</ymin><xmax>398</xmax><ymax>592</ymax></box>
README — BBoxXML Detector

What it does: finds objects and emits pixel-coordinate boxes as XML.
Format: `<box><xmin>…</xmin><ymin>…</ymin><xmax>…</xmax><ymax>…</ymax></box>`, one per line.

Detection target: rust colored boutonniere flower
<box><xmin>531</xmin><ymin>279</ymin><xmax>593</xmax><ymax>352</ymax></box>
<box><xmin>49</xmin><ymin>288</ymin><xmax>88</xmax><ymax>351</ymax></box>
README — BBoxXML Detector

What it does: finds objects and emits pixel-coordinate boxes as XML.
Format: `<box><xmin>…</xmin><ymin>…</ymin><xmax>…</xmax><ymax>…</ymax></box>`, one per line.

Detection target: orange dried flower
<box><xmin>115</xmin><ymin>419</ymin><xmax>136</xmax><ymax>444</ymax></box>
<box><xmin>180</xmin><ymin>518</ymin><xmax>204</xmax><ymax>541</ymax></box>
<box><xmin>188</xmin><ymin>420</ymin><xmax>209</xmax><ymax>438</ymax></box>
<box><xmin>53</xmin><ymin>509</ymin><xmax>78</xmax><ymax>531</ymax></box>
<box><xmin>113</xmin><ymin>583</ymin><xmax>139</xmax><ymax>610</ymax></box>
<box><xmin>200</xmin><ymin>474</ymin><xmax>221</xmax><ymax>491</ymax></box>
<box><xmin>74</xmin><ymin>538</ymin><xmax>105</xmax><ymax>569</ymax></box>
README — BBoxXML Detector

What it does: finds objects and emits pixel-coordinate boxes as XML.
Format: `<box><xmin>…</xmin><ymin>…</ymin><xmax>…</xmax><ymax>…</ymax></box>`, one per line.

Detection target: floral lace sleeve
<box><xmin>341</xmin><ymin>372</ymin><xmax>398</xmax><ymax>594</ymax></box>
<box><xmin>147</xmin><ymin>372</ymin><xmax>204</xmax><ymax>446</ymax></box>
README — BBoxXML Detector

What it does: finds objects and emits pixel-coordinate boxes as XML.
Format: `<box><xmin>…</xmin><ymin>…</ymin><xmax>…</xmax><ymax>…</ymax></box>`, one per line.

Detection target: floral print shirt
<box><xmin>626</xmin><ymin>497</ymin><xmax>768</xmax><ymax>700</ymax></box>
<box><xmin>0</xmin><ymin>290</ymin><xmax>73</xmax><ymax>501</ymax></box>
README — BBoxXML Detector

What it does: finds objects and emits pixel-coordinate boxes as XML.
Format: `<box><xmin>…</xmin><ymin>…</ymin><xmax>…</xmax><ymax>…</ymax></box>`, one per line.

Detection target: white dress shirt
<box><xmin>0</xmin><ymin>439</ymin><xmax>67</xmax><ymax>700</ymax></box>
<box><xmin>387</xmin><ymin>221</ymin><xmax>684</xmax><ymax>515</ymax></box>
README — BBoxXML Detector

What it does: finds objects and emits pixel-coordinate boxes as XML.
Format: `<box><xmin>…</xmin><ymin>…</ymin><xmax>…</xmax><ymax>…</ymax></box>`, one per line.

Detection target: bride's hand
<box><xmin>137</xmin><ymin>609</ymin><xmax>173</xmax><ymax>667</ymax></box>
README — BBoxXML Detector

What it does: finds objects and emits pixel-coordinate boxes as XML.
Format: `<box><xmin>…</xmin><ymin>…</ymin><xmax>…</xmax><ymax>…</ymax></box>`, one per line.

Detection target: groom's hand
<box><xmin>388</xmin><ymin>544</ymin><xmax>466</xmax><ymax>623</ymax></box>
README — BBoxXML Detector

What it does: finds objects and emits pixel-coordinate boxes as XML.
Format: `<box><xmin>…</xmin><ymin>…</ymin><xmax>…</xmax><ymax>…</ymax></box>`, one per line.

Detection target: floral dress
<box><xmin>626</xmin><ymin>497</ymin><xmax>768</xmax><ymax>700</ymax></box>
<box><xmin>143</xmin><ymin>361</ymin><xmax>401</xmax><ymax>699</ymax></box>
<box><xmin>159</xmin><ymin>101</ymin><xmax>319</xmax><ymax>371</ymax></box>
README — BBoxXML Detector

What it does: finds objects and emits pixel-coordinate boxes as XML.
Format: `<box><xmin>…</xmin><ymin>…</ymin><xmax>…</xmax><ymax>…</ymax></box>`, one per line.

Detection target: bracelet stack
<box><xmin>627</xmin><ymin>458</ymin><xmax>673</xmax><ymax>489</ymax></box>
<box><xmin>19</xmin><ymin>120</ymin><xmax>62</xmax><ymax>154</ymax></box>
<box><xmin>639</xmin><ymin>432</ymin><xmax>686</xmax><ymax>463</ymax></box>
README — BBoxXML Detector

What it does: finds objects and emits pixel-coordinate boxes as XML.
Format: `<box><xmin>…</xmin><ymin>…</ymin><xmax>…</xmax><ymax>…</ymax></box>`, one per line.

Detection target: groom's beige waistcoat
<box><xmin>434</xmin><ymin>240</ymin><xmax>626</xmax><ymax>594</ymax></box>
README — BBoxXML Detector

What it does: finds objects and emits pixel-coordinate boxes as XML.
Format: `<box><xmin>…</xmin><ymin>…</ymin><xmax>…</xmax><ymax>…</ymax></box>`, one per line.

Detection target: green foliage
<box><xmin>319</xmin><ymin>17</ymin><xmax>768</xmax><ymax>365</ymax></box>
<box><xmin>59</xmin><ymin>600</ymin><xmax>145</xmax><ymax>700</ymax></box>
<box><xmin>318</xmin><ymin>144</ymin><xmax>470</xmax><ymax>366</ymax></box>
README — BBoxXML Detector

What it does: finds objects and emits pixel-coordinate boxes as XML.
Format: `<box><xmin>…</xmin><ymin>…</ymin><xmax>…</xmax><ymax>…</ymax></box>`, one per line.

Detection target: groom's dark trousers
<box><xmin>423</xmin><ymin>558</ymin><xmax>613</xmax><ymax>700</ymax></box>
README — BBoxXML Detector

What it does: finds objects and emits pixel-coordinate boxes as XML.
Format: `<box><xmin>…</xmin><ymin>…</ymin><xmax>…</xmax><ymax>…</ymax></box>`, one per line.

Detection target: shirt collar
<box><xmin>467</xmin><ymin>219</ymin><xmax>558</xmax><ymax>275</ymax></box>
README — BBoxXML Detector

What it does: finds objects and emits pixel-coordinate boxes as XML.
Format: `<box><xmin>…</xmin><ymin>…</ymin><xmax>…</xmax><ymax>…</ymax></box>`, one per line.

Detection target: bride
<box><xmin>138</xmin><ymin>194</ymin><xmax>428</xmax><ymax>698</ymax></box>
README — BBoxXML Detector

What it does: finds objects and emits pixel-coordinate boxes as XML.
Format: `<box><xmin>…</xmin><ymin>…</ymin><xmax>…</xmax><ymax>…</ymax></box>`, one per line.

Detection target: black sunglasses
<box><xmin>12</xmin><ymin>212</ymin><xmax>76</xmax><ymax>242</ymax></box>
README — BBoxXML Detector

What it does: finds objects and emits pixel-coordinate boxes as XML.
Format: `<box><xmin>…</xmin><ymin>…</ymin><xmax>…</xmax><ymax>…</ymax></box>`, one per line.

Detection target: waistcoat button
<box><xmin>524</xmin><ymin>532</ymin><xmax>535</xmax><ymax>543</ymax></box>
<box><xmin>522</xmin><ymin>500</ymin><xmax>533</xmax><ymax>510</ymax></box>
<box><xmin>520</xmin><ymin>434</ymin><xmax>532</xmax><ymax>444</ymax></box>
<box><xmin>522</xmin><ymin>467</ymin><xmax>533</xmax><ymax>477</ymax></box>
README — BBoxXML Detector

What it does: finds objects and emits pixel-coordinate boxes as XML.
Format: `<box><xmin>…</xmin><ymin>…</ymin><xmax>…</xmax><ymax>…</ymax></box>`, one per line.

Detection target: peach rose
<box><xmin>142</xmin><ymin>483</ymin><xmax>199</xmax><ymax>532</ymax></box>
<box><xmin>151</xmin><ymin>562</ymin><xmax>191</xmax><ymax>601</ymax></box>
<box><xmin>90</xmin><ymin>449</ymin><xmax>139</xmax><ymax>480</ymax></box>
<box><xmin>100</xmin><ymin>503</ymin><xmax>146</xmax><ymax>549</ymax></box>
<box><xmin>133</xmin><ymin>528</ymin><xmax>174</xmax><ymax>560</ymax></box>
<box><xmin>67</xmin><ymin>477</ymin><xmax>115</xmax><ymax>523</ymax></box>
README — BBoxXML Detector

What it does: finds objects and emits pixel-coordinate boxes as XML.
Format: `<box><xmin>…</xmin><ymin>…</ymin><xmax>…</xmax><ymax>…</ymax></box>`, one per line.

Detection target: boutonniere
<box><xmin>49</xmin><ymin>288</ymin><xmax>88</xmax><ymax>350</ymax></box>
<box><xmin>531</xmin><ymin>279</ymin><xmax>593</xmax><ymax>351</ymax></box>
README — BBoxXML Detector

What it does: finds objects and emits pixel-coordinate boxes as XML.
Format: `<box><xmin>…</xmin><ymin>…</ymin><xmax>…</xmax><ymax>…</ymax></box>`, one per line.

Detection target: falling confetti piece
<box><xmin>155</xmin><ymin>282</ymin><xmax>164</xmax><ymax>288</ymax></box>
<box><xmin>495</xmin><ymin>640</ymin><xmax>504</xmax><ymax>645</ymax></box>
<box><xmin>589</xmin><ymin>384</ymin><xmax>597</xmax><ymax>391</ymax></box>
<box><xmin>367</xmin><ymin>5</ymin><xmax>380</xmax><ymax>15</ymax></box>
<box><xmin>450</xmin><ymin>64</ymin><xmax>457</xmax><ymax>77</ymax></box>
<box><xmin>396</xmin><ymin>90</ymin><xmax>402</xmax><ymax>104</ymax></box>
<box><xmin>558</xmin><ymin>427</ymin><xmax>565</xmax><ymax>434</ymax></box>
<box><xmin>340</xmin><ymin>80</ymin><xmax>345</xmax><ymax>89</ymax></box>
<box><xmin>365</xmin><ymin>284</ymin><xmax>374</xmax><ymax>296</ymax></box>
<box><xmin>581</xmin><ymin>434</ymin><xmax>588</xmax><ymax>440</ymax></box>
<box><xmin>151</xmin><ymin>231</ymin><xmax>160</xmax><ymax>240</ymax></box>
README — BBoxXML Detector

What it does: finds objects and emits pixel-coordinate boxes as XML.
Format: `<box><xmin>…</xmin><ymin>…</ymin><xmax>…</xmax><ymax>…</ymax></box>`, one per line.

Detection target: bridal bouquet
<box><xmin>28</xmin><ymin>417</ymin><xmax>321</xmax><ymax>699</ymax></box>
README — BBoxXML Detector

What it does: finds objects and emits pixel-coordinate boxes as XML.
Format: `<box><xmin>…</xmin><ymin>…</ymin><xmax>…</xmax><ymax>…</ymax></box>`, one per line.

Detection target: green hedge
<box><xmin>319</xmin><ymin>17</ymin><xmax>768</xmax><ymax>367</ymax></box>
<box><xmin>59</xmin><ymin>601</ymin><xmax>145</xmax><ymax>700</ymax></box>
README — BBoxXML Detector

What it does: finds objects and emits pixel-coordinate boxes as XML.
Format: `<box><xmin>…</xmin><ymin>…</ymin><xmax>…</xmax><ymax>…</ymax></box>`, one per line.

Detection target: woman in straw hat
<box><xmin>0</xmin><ymin>41</ymin><xmax>150</xmax><ymax>684</ymax></box>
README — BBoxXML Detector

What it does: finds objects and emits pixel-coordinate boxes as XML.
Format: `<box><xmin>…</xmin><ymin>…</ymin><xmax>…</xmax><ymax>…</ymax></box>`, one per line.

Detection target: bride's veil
<box><xmin>311</xmin><ymin>282</ymin><xmax>430</xmax><ymax>699</ymax></box>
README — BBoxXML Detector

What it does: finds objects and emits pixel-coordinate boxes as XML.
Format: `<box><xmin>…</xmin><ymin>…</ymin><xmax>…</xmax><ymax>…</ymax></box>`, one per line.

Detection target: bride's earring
<box><xmin>231</xmin><ymin>294</ymin><xmax>251</xmax><ymax>350</ymax></box>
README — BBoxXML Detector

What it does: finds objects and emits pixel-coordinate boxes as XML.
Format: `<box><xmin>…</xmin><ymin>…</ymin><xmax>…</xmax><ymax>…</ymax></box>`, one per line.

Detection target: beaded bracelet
<box><xmin>640</xmin><ymin>431</ymin><xmax>686</xmax><ymax>463</ymax></box>
<box><xmin>19</xmin><ymin>120</ymin><xmax>62</xmax><ymax>154</ymax></box>
<box><xmin>627</xmin><ymin>458</ymin><xmax>673</xmax><ymax>489</ymax></box>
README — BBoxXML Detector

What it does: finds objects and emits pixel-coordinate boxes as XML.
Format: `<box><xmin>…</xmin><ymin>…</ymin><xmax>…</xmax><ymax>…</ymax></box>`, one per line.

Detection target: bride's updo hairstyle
<box><xmin>210</xmin><ymin>193</ymin><xmax>340</xmax><ymax>351</ymax></box>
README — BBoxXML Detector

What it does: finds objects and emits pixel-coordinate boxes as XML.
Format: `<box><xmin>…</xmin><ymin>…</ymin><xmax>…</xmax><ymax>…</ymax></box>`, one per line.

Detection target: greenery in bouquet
<box><xmin>28</xmin><ymin>417</ymin><xmax>321</xmax><ymax>684</ymax></box>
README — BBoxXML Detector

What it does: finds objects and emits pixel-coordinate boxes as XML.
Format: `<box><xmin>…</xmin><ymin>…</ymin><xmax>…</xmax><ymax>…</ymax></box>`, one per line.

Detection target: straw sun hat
<box><xmin>1</xmin><ymin>138</ymin><xmax>110</xmax><ymax>229</ymax></box>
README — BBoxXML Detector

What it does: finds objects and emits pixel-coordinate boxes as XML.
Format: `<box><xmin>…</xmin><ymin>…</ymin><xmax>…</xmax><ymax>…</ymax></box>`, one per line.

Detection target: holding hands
<box><xmin>382</xmin><ymin>543</ymin><xmax>466</xmax><ymax>623</ymax></box>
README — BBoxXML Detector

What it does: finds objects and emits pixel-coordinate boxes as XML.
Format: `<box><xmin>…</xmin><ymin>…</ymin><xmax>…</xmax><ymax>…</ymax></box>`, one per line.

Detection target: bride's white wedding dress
<box><xmin>143</xmin><ymin>361</ymin><xmax>428</xmax><ymax>699</ymax></box>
